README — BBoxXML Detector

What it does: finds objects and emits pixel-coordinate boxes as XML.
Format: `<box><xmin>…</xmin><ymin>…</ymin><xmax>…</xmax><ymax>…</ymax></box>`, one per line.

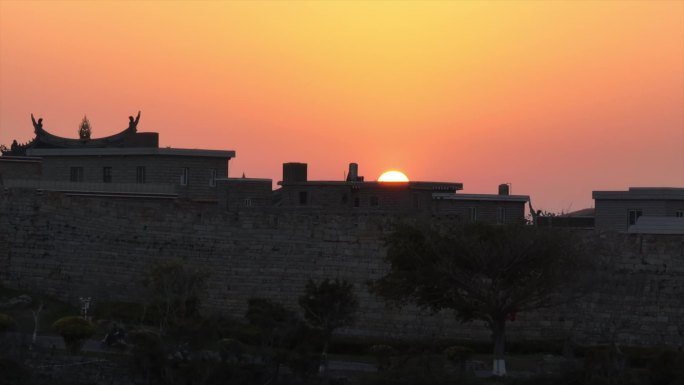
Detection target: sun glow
<box><xmin>378</xmin><ymin>170</ymin><xmax>409</xmax><ymax>182</ymax></box>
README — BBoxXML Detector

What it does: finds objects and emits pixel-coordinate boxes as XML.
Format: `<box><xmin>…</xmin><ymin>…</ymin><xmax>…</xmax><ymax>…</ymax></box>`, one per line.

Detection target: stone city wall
<box><xmin>1</xmin><ymin>188</ymin><xmax>683</xmax><ymax>347</ymax></box>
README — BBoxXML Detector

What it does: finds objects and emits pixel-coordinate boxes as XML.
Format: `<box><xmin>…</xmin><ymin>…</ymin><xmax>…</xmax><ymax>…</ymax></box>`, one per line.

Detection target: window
<box><xmin>676</xmin><ymin>211</ymin><xmax>684</xmax><ymax>218</ymax></box>
<box><xmin>341</xmin><ymin>193</ymin><xmax>348</xmax><ymax>204</ymax></box>
<box><xmin>136</xmin><ymin>166</ymin><xmax>146</xmax><ymax>184</ymax></box>
<box><xmin>469</xmin><ymin>207</ymin><xmax>477</xmax><ymax>222</ymax></box>
<box><xmin>496</xmin><ymin>207</ymin><xmax>506</xmax><ymax>224</ymax></box>
<box><xmin>299</xmin><ymin>191</ymin><xmax>308</xmax><ymax>205</ymax></box>
<box><xmin>69</xmin><ymin>167</ymin><xmax>83</xmax><ymax>182</ymax></box>
<box><xmin>354</xmin><ymin>197</ymin><xmax>360</xmax><ymax>207</ymax></box>
<box><xmin>628</xmin><ymin>209</ymin><xmax>643</xmax><ymax>225</ymax></box>
<box><xmin>244</xmin><ymin>198</ymin><xmax>252</xmax><ymax>207</ymax></box>
<box><xmin>370</xmin><ymin>196</ymin><xmax>379</xmax><ymax>207</ymax></box>
<box><xmin>102</xmin><ymin>167</ymin><xmax>112</xmax><ymax>183</ymax></box>
<box><xmin>209</xmin><ymin>169</ymin><xmax>217</xmax><ymax>187</ymax></box>
<box><xmin>180</xmin><ymin>167</ymin><xmax>188</xmax><ymax>186</ymax></box>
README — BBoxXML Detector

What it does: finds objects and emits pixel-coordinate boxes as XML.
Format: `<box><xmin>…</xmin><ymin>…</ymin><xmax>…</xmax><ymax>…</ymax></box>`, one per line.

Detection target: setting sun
<box><xmin>378</xmin><ymin>170</ymin><xmax>409</xmax><ymax>182</ymax></box>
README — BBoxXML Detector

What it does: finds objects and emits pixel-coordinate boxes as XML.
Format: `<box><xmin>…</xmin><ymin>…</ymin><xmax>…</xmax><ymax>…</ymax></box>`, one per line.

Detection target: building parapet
<box><xmin>593</xmin><ymin>187</ymin><xmax>684</xmax><ymax>201</ymax></box>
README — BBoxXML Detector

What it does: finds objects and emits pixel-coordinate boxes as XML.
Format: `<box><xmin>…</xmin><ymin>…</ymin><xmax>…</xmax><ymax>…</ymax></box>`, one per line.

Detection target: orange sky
<box><xmin>1</xmin><ymin>0</ymin><xmax>682</xmax><ymax>212</ymax></box>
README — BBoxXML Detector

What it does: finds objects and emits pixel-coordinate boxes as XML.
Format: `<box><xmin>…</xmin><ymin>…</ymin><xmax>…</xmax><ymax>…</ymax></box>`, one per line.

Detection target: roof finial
<box><xmin>31</xmin><ymin>113</ymin><xmax>43</xmax><ymax>133</ymax></box>
<box><xmin>79</xmin><ymin>115</ymin><xmax>92</xmax><ymax>140</ymax></box>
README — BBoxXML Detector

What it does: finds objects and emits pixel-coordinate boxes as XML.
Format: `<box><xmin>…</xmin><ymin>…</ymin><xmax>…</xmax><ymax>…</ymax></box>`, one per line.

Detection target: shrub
<box><xmin>92</xmin><ymin>301</ymin><xmax>147</xmax><ymax>324</ymax></box>
<box><xmin>363</xmin><ymin>353</ymin><xmax>481</xmax><ymax>385</ymax></box>
<box><xmin>0</xmin><ymin>357</ymin><xmax>30</xmax><ymax>385</ymax></box>
<box><xmin>0</xmin><ymin>314</ymin><xmax>16</xmax><ymax>333</ymax></box>
<box><xmin>128</xmin><ymin>329</ymin><xmax>165</xmax><ymax>381</ymax></box>
<box><xmin>443</xmin><ymin>345</ymin><xmax>474</xmax><ymax>369</ymax></box>
<box><xmin>52</xmin><ymin>316</ymin><xmax>94</xmax><ymax>354</ymax></box>
<box><xmin>369</xmin><ymin>344</ymin><xmax>396</xmax><ymax>371</ymax></box>
<box><xmin>219</xmin><ymin>338</ymin><xmax>245</xmax><ymax>363</ymax></box>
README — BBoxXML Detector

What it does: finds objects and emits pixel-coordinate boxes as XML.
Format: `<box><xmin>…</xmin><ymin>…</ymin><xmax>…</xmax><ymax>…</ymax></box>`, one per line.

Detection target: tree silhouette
<box><xmin>371</xmin><ymin>223</ymin><xmax>594</xmax><ymax>376</ymax></box>
<box><xmin>299</xmin><ymin>279</ymin><xmax>358</xmax><ymax>376</ymax></box>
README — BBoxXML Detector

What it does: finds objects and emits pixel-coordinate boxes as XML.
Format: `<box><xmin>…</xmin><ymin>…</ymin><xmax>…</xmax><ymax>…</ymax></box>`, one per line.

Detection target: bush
<box><xmin>219</xmin><ymin>338</ymin><xmax>245</xmax><ymax>363</ymax></box>
<box><xmin>499</xmin><ymin>362</ymin><xmax>585</xmax><ymax>385</ymax></box>
<box><xmin>443</xmin><ymin>345</ymin><xmax>474</xmax><ymax>369</ymax></box>
<box><xmin>363</xmin><ymin>353</ymin><xmax>481</xmax><ymax>385</ymax></box>
<box><xmin>128</xmin><ymin>328</ymin><xmax>162</xmax><ymax>352</ymax></box>
<box><xmin>128</xmin><ymin>329</ymin><xmax>165</xmax><ymax>381</ymax></box>
<box><xmin>92</xmin><ymin>301</ymin><xmax>147</xmax><ymax>324</ymax></box>
<box><xmin>0</xmin><ymin>357</ymin><xmax>30</xmax><ymax>385</ymax></box>
<box><xmin>52</xmin><ymin>316</ymin><xmax>94</xmax><ymax>354</ymax></box>
<box><xmin>369</xmin><ymin>344</ymin><xmax>396</xmax><ymax>371</ymax></box>
<box><xmin>0</xmin><ymin>313</ymin><xmax>16</xmax><ymax>333</ymax></box>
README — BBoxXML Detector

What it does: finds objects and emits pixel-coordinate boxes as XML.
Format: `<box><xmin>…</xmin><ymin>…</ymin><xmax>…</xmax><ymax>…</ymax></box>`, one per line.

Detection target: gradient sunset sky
<box><xmin>1</xmin><ymin>1</ymin><xmax>682</xmax><ymax>212</ymax></box>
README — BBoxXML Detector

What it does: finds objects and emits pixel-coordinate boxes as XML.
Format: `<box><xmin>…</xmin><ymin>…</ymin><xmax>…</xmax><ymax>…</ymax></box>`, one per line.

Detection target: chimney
<box><xmin>498</xmin><ymin>183</ymin><xmax>510</xmax><ymax>196</ymax></box>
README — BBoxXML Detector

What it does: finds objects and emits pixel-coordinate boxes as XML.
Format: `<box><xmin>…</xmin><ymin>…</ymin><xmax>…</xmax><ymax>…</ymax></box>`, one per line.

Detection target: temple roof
<box><xmin>2</xmin><ymin>111</ymin><xmax>159</xmax><ymax>156</ymax></box>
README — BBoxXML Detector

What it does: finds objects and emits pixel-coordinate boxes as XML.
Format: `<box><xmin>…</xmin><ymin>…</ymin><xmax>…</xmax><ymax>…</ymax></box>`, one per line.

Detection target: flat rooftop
<box><xmin>432</xmin><ymin>193</ymin><xmax>529</xmax><ymax>202</ymax></box>
<box><xmin>593</xmin><ymin>187</ymin><xmax>684</xmax><ymax>200</ymax></box>
<box><xmin>278</xmin><ymin>180</ymin><xmax>463</xmax><ymax>190</ymax></box>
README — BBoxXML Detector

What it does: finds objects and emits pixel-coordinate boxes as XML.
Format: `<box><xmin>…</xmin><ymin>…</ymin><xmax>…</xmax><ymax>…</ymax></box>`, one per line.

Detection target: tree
<box><xmin>246</xmin><ymin>298</ymin><xmax>315</xmax><ymax>383</ymax></box>
<box><xmin>371</xmin><ymin>223</ymin><xmax>594</xmax><ymax>376</ymax></box>
<box><xmin>143</xmin><ymin>260</ymin><xmax>207</xmax><ymax>334</ymax></box>
<box><xmin>52</xmin><ymin>316</ymin><xmax>94</xmax><ymax>354</ymax></box>
<box><xmin>298</xmin><ymin>279</ymin><xmax>358</xmax><ymax>376</ymax></box>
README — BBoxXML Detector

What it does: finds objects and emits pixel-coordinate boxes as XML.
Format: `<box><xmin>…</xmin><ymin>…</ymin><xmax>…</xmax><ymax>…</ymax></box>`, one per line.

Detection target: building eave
<box><xmin>26</xmin><ymin>147</ymin><xmax>236</xmax><ymax>158</ymax></box>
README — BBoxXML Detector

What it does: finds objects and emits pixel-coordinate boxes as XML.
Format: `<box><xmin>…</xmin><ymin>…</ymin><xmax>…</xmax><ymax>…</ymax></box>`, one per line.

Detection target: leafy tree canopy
<box><xmin>372</xmin><ymin>223</ymin><xmax>594</xmax><ymax>324</ymax></box>
<box><xmin>299</xmin><ymin>279</ymin><xmax>358</xmax><ymax>336</ymax></box>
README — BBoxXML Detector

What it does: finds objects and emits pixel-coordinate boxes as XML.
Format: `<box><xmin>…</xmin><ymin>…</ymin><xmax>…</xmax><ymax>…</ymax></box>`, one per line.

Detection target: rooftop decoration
<box><xmin>0</xmin><ymin>110</ymin><xmax>156</xmax><ymax>157</ymax></box>
<box><xmin>78</xmin><ymin>115</ymin><xmax>92</xmax><ymax>140</ymax></box>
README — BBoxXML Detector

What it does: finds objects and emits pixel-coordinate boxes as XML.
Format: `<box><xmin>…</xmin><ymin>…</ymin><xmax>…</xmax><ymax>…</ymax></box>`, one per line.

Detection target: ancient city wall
<box><xmin>1</xmin><ymin>188</ymin><xmax>683</xmax><ymax>347</ymax></box>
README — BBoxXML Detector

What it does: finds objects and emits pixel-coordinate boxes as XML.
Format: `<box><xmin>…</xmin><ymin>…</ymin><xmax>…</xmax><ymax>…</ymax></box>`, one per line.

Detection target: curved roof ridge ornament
<box><xmin>127</xmin><ymin>111</ymin><xmax>141</xmax><ymax>132</ymax></box>
<box><xmin>31</xmin><ymin>113</ymin><xmax>44</xmax><ymax>134</ymax></box>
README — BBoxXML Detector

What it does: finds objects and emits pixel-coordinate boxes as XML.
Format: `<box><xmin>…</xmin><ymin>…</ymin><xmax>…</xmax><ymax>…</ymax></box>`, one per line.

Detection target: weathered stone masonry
<box><xmin>1</xmin><ymin>188</ymin><xmax>683</xmax><ymax>347</ymax></box>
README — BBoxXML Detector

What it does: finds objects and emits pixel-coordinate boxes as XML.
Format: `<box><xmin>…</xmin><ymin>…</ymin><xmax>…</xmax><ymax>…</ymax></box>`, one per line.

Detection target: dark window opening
<box><xmin>676</xmin><ymin>210</ymin><xmax>683</xmax><ymax>218</ymax></box>
<box><xmin>180</xmin><ymin>167</ymin><xmax>189</xmax><ymax>186</ymax></box>
<box><xmin>209</xmin><ymin>169</ymin><xmax>217</xmax><ymax>187</ymax></box>
<box><xmin>102</xmin><ymin>167</ymin><xmax>112</xmax><ymax>183</ymax></box>
<box><xmin>342</xmin><ymin>193</ymin><xmax>348</xmax><ymax>204</ymax></box>
<box><xmin>136</xmin><ymin>166</ymin><xmax>146</xmax><ymax>184</ymax></box>
<box><xmin>496</xmin><ymin>207</ymin><xmax>506</xmax><ymax>224</ymax></box>
<box><xmin>370</xmin><ymin>196</ymin><xmax>379</xmax><ymax>207</ymax></box>
<box><xmin>629</xmin><ymin>209</ymin><xmax>643</xmax><ymax>225</ymax></box>
<box><xmin>354</xmin><ymin>197</ymin><xmax>360</xmax><ymax>207</ymax></box>
<box><xmin>469</xmin><ymin>207</ymin><xmax>477</xmax><ymax>222</ymax></box>
<box><xmin>299</xmin><ymin>191</ymin><xmax>308</xmax><ymax>205</ymax></box>
<box><xmin>70</xmin><ymin>167</ymin><xmax>83</xmax><ymax>182</ymax></box>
